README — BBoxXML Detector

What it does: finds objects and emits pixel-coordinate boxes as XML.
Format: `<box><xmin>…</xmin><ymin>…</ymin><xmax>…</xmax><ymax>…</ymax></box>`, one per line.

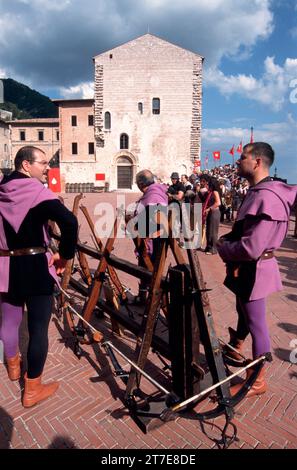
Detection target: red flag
<box><xmin>213</xmin><ymin>151</ymin><xmax>220</xmax><ymax>160</ymax></box>
<box><xmin>236</xmin><ymin>141</ymin><xmax>243</xmax><ymax>154</ymax></box>
<box><xmin>250</xmin><ymin>127</ymin><xmax>254</xmax><ymax>144</ymax></box>
<box><xmin>229</xmin><ymin>145</ymin><xmax>235</xmax><ymax>156</ymax></box>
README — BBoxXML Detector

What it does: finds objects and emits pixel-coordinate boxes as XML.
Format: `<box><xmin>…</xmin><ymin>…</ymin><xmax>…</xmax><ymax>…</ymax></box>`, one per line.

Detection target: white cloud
<box><xmin>0</xmin><ymin>0</ymin><xmax>274</xmax><ymax>87</ymax></box>
<box><xmin>202</xmin><ymin>127</ymin><xmax>246</xmax><ymax>144</ymax></box>
<box><xmin>18</xmin><ymin>0</ymin><xmax>71</xmax><ymax>11</ymax></box>
<box><xmin>202</xmin><ymin>115</ymin><xmax>297</xmax><ymax>182</ymax></box>
<box><xmin>205</xmin><ymin>56</ymin><xmax>297</xmax><ymax>111</ymax></box>
<box><xmin>60</xmin><ymin>81</ymin><xmax>94</xmax><ymax>99</ymax></box>
<box><xmin>0</xmin><ymin>68</ymin><xmax>8</xmax><ymax>79</ymax></box>
<box><xmin>203</xmin><ymin>115</ymin><xmax>297</xmax><ymax>146</ymax></box>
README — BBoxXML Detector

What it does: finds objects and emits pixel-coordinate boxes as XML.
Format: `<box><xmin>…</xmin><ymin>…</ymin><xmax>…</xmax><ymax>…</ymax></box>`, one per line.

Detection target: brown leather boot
<box><xmin>23</xmin><ymin>373</ymin><xmax>59</xmax><ymax>408</ymax></box>
<box><xmin>230</xmin><ymin>364</ymin><xmax>267</xmax><ymax>398</ymax></box>
<box><xmin>6</xmin><ymin>353</ymin><xmax>21</xmax><ymax>381</ymax></box>
<box><xmin>223</xmin><ymin>327</ymin><xmax>245</xmax><ymax>361</ymax></box>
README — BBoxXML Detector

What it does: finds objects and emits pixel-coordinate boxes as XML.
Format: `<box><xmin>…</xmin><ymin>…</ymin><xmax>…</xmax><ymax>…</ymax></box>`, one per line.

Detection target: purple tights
<box><xmin>235</xmin><ymin>296</ymin><xmax>270</xmax><ymax>359</ymax></box>
<box><xmin>0</xmin><ymin>295</ymin><xmax>23</xmax><ymax>358</ymax></box>
<box><xmin>0</xmin><ymin>293</ymin><xmax>53</xmax><ymax>378</ymax></box>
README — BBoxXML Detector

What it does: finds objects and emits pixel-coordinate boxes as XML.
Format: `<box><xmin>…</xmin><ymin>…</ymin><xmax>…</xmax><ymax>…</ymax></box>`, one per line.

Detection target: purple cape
<box><xmin>218</xmin><ymin>180</ymin><xmax>297</xmax><ymax>300</ymax></box>
<box><xmin>0</xmin><ymin>178</ymin><xmax>58</xmax><ymax>292</ymax></box>
<box><xmin>135</xmin><ymin>183</ymin><xmax>168</xmax><ymax>255</ymax></box>
<box><xmin>136</xmin><ymin>183</ymin><xmax>168</xmax><ymax>212</ymax></box>
<box><xmin>237</xmin><ymin>180</ymin><xmax>297</xmax><ymax>222</ymax></box>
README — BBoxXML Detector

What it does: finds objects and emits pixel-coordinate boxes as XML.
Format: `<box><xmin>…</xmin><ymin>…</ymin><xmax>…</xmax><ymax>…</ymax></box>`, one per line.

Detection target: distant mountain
<box><xmin>1</xmin><ymin>78</ymin><xmax>58</xmax><ymax>119</ymax></box>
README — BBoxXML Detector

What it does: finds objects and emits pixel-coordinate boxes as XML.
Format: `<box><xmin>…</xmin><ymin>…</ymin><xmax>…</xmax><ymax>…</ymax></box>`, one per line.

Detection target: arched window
<box><xmin>152</xmin><ymin>98</ymin><xmax>160</xmax><ymax>115</ymax></box>
<box><xmin>138</xmin><ymin>102</ymin><xmax>143</xmax><ymax>114</ymax></box>
<box><xmin>120</xmin><ymin>133</ymin><xmax>129</xmax><ymax>149</ymax></box>
<box><xmin>117</xmin><ymin>156</ymin><xmax>132</xmax><ymax>164</ymax></box>
<box><xmin>104</xmin><ymin>111</ymin><xmax>111</xmax><ymax>130</ymax></box>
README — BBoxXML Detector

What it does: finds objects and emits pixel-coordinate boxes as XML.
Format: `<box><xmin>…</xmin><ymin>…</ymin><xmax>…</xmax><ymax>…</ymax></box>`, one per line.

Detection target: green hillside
<box><xmin>1</xmin><ymin>78</ymin><xmax>58</xmax><ymax>119</ymax></box>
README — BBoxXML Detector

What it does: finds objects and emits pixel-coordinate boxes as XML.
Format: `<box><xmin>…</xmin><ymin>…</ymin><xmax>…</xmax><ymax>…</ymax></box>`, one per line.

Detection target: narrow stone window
<box><xmin>38</xmin><ymin>130</ymin><xmax>44</xmax><ymax>141</ymax></box>
<box><xmin>120</xmin><ymin>133</ymin><xmax>129</xmax><ymax>149</ymax></box>
<box><xmin>138</xmin><ymin>102</ymin><xmax>143</xmax><ymax>114</ymax></box>
<box><xmin>71</xmin><ymin>115</ymin><xmax>77</xmax><ymax>126</ymax></box>
<box><xmin>20</xmin><ymin>130</ymin><xmax>26</xmax><ymax>141</ymax></box>
<box><xmin>152</xmin><ymin>98</ymin><xmax>160</xmax><ymax>115</ymax></box>
<box><xmin>104</xmin><ymin>111</ymin><xmax>111</xmax><ymax>130</ymax></box>
<box><xmin>72</xmin><ymin>142</ymin><xmax>78</xmax><ymax>155</ymax></box>
<box><xmin>88</xmin><ymin>115</ymin><xmax>94</xmax><ymax>126</ymax></box>
<box><xmin>88</xmin><ymin>142</ymin><xmax>95</xmax><ymax>154</ymax></box>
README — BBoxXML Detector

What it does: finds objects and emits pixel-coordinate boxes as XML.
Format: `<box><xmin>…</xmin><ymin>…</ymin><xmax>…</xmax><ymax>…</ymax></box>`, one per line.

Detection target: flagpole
<box><xmin>229</xmin><ymin>144</ymin><xmax>235</xmax><ymax>167</ymax></box>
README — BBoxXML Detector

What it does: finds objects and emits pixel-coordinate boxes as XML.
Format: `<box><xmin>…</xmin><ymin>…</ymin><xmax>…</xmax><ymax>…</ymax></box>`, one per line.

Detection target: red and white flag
<box><xmin>236</xmin><ymin>141</ymin><xmax>243</xmax><ymax>154</ymax></box>
<box><xmin>229</xmin><ymin>145</ymin><xmax>235</xmax><ymax>156</ymax></box>
<box><xmin>213</xmin><ymin>151</ymin><xmax>221</xmax><ymax>160</ymax></box>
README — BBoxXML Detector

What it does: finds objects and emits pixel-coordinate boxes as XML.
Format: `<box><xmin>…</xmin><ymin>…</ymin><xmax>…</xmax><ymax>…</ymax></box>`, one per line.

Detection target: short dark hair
<box><xmin>200</xmin><ymin>173</ymin><xmax>219</xmax><ymax>191</ymax></box>
<box><xmin>200</xmin><ymin>173</ymin><xmax>211</xmax><ymax>183</ymax></box>
<box><xmin>14</xmin><ymin>146</ymin><xmax>44</xmax><ymax>171</ymax></box>
<box><xmin>136</xmin><ymin>169</ymin><xmax>155</xmax><ymax>189</ymax></box>
<box><xmin>243</xmin><ymin>142</ymin><xmax>274</xmax><ymax>168</ymax></box>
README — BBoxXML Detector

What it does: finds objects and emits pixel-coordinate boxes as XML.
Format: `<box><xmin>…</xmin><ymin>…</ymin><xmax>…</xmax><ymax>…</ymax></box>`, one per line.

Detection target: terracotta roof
<box><xmin>8</xmin><ymin>118</ymin><xmax>59</xmax><ymax>124</ymax></box>
<box><xmin>52</xmin><ymin>98</ymin><xmax>94</xmax><ymax>104</ymax></box>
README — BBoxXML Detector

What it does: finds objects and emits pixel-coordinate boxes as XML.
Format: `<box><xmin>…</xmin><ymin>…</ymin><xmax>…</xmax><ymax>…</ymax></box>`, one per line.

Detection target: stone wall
<box><xmin>9</xmin><ymin>119</ymin><xmax>59</xmax><ymax>164</ymax></box>
<box><xmin>60</xmin><ymin>161</ymin><xmax>97</xmax><ymax>190</ymax></box>
<box><xmin>190</xmin><ymin>60</ymin><xmax>203</xmax><ymax>163</ymax></box>
<box><xmin>0</xmin><ymin>119</ymin><xmax>11</xmax><ymax>168</ymax></box>
<box><xmin>57</xmin><ymin>99</ymin><xmax>96</xmax><ymax>188</ymax></box>
<box><xmin>94</xmin><ymin>34</ymin><xmax>203</xmax><ymax>190</ymax></box>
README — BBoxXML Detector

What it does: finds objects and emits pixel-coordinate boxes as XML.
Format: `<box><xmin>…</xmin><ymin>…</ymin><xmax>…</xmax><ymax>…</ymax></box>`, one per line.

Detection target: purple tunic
<box><xmin>218</xmin><ymin>181</ymin><xmax>297</xmax><ymax>300</ymax></box>
<box><xmin>0</xmin><ymin>178</ymin><xmax>58</xmax><ymax>292</ymax></box>
<box><xmin>135</xmin><ymin>183</ymin><xmax>168</xmax><ymax>255</ymax></box>
<box><xmin>136</xmin><ymin>183</ymin><xmax>168</xmax><ymax>210</ymax></box>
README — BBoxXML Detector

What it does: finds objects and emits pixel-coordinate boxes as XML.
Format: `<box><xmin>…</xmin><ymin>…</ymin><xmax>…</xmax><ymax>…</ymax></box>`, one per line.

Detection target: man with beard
<box><xmin>0</xmin><ymin>146</ymin><xmax>78</xmax><ymax>407</ymax></box>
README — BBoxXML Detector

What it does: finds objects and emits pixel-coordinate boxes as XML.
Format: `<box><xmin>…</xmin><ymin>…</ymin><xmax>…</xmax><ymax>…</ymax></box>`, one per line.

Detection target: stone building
<box><xmin>9</xmin><ymin>117</ymin><xmax>59</xmax><ymax>163</ymax></box>
<box><xmin>93</xmin><ymin>33</ymin><xmax>203</xmax><ymax>190</ymax></box>
<box><xmin>53</xmin><ymin>98</ymin><xmax>96</xmax><ymax>190</ymax></box>
<box><xmin>0</xmin><ymin>110</ymin><xmax>12</xmax><ymax>173</ymax></box>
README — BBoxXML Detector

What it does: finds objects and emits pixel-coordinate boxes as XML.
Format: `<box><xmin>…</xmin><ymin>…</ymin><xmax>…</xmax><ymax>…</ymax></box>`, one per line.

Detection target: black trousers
<box><xmin>1</xmin><ymin>293</ymin><xmax>53</xmax><ymax>378</ymax></box>
<box><xmin>26</xmin><ymin>295</ymin><xmax>53</xmax><ymax>378</ymax></box>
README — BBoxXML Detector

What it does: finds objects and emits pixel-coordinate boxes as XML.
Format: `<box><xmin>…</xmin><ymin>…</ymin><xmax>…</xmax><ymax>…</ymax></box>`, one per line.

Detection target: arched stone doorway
<box><xmin>117</xmin><ymin>156</ymin><xmax>133</xmax><ymax>189</ymax></box>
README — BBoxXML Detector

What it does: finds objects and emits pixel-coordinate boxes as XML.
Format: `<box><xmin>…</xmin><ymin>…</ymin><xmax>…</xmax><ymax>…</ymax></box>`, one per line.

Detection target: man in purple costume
<box><xmin>0</xmin><ymin>146</ymin><xmax>78</xmax><ymax>407</ymax></box>
<box><xmin>131</xmin><ymin>169</ymin><xmax>168</xmax><ymax>303</ymax></box>
<box><xmin>217</xmin><ymin>142</ymin><xmax>297</xmax><ymax>397</ymax></box>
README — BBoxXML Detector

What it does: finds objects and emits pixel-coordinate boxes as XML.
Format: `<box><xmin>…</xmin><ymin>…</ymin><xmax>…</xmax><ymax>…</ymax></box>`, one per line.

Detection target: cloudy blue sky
<box><xmin>0</xmin><ymin>0</ymin><xmax>296</xmax><ymax>182</ymax></box>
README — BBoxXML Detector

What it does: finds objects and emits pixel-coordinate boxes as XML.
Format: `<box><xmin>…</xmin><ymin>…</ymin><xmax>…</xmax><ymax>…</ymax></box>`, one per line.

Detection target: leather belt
<box><xmin>260</xmin><ymin>250</ymin><xmax>274</xmax><ymax>260</ymax></box>
<box><xmin>0</xmin><ymin>247</ymin><xmax>46</xmax><ymax>257</ymax></box>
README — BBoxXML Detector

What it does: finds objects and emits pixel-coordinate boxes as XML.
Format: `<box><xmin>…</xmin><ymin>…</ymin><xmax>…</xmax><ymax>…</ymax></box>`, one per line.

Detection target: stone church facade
<box><xmin>5</xmin><ymin>34</ymin><xmax>203</xmax><ymax>191</ymax></box>
<box><xmin>93</xmin><ymin>34</ymin><xmax>203</xmax><ymax>190</ymax></box>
